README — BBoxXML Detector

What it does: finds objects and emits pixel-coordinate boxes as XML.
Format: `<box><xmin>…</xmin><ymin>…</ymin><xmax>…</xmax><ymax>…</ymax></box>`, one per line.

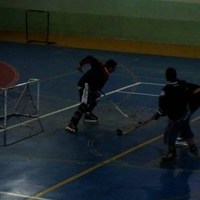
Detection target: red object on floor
<box><xmin>0</xmin><ymin>61</ymin><xmax>19</xmax><ymax>88</ymax></box>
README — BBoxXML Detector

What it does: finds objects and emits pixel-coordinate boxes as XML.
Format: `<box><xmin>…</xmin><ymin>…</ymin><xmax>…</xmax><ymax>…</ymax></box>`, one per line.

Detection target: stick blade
<box><xmin>116</xmin><ymin>117</ymin><xmax>154</xmax><ymax>136</ymax></box>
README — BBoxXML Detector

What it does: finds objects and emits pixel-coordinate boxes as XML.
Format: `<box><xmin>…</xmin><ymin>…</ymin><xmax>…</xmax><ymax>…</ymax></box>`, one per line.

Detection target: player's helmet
<box><xmin>165</xmin><ymin>67</ymin><xmax>177</xmax><ymax>82</ymax></box>
<box><xmin>105</xmin><ymin>60</ymin><xmax>117</xmax><ymax>70</ymax></box>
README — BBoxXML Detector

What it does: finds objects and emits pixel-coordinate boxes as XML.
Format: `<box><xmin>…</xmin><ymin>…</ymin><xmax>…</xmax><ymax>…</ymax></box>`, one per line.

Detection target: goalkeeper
<box><xmin>65</xmin><ymin>55</ymin><xmax>117</xmax><ymax>134</ymax></box>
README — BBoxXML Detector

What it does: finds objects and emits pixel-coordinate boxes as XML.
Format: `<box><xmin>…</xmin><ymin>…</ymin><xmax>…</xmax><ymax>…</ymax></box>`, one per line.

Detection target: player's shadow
<box><xmin>159</xmin><ymin>147</ymin><xmax>200</xmax><ymax>170</ymax></box>
<box><xmin>159</xmin><ymin>169</ymin><xmax>193</xmax><ymax>200</ymax></box>
<box><xmin>141</xmin><ymin>168</ymin><xmax>193</xmax><ymax>199</ymax></box>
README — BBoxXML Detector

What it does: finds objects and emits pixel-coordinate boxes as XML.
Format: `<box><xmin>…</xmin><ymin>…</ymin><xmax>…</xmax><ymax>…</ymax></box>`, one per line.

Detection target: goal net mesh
<box><xmin>0</xmin><ymin>79</ymin><xmax>43</xmax><ymax>146</ymax></box>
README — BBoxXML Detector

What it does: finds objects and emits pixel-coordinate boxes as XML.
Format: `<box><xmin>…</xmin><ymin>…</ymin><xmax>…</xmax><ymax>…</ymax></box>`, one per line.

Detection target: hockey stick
<box><xmin>99</xmin><ymin>90</ymin><xmax>129</xmax><ymax>118</ymax></box>
<box><xmin>117</xmin><ymin>116</ymin><xmax>154</xmax><ymax>136</ymax></box>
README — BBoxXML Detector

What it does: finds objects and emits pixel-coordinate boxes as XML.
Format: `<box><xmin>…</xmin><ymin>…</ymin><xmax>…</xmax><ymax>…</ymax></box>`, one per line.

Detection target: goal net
<box><xmin>25</xmin><ymin>10</ymin><xmax>53</xmax><ymax>44</ymax></box>
<box><xmin>0</xmin><ymin>78</ymin><xmax>44</xmax><ymax>146</ymax></box>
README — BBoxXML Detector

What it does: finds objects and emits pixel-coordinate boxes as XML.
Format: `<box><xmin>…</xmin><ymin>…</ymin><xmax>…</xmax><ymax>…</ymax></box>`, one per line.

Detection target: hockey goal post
<box><xmin>0</xmin><ymin>78</ymin><xmax>44</xmax><ymax>146</ymax></box>
<box><xmin>25</xmin><ymin>9</ymin><xmax>54</xmax><ymax>44</ymax></box>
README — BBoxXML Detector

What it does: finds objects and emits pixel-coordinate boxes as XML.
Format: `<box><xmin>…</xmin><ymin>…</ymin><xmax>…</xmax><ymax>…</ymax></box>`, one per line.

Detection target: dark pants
<box><xmin>178</xmin><ymin>93</ymin><xmax>200</xmax><ymax>139</ymax></box>
<box><xmin>70</xmin><ymin>86</ymin><xmax>100</xmax><ymax>126</ymax></box>
<box><xmin>78</xmin><ymin>87</ymin><xmax>99</xmax><ymax>113</ymax></box>
<box><xmin>164</xmin><ymin>114</ymin><xmax>194</xmax><ymax>146</ymax></box>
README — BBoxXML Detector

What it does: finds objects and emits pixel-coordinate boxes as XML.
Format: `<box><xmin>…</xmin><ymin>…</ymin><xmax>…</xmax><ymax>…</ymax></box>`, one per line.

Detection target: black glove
<box><xmin>153</xmin><ymin>112</ymin><xmax>161</xmax><ymax>120</ymax></box>
<box><xmin>77</xmin><ymin>64</ymin><xmax>83</xmax><ymax>73</ymax></box>
<box><xmin>94</xmin><ymin>91</ymin><xmax>100</xmax><ymax>99</ymax></box>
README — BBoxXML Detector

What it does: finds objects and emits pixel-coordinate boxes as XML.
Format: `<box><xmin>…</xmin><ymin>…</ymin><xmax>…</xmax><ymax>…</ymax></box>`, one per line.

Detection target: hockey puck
<box><xmin>116</xmin><ymin>129</ymin><xmax>123</xmax><ymax>136</ymax></box>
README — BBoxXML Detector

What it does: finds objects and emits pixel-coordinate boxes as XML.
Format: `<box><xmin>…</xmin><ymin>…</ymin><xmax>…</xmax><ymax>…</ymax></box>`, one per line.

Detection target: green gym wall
<box><xmin>0</xmin><ymin>0</ymin><xmax>200</xmax><ymax>46</ymax></box>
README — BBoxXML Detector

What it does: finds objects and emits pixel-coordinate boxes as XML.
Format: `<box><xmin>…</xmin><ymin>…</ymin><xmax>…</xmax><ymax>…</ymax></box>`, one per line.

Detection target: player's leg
<box><xmin>181</xmin><ymin>119</ymin><xmax>198</xmax><ymax>156</ymax></box>
<box><xmin>162</xmin><ymin>121</ymin><xmax>180</xmax><ymax>161</ymax></box>
<box><xmin>65</xmin><ymin>85</ymin><xmax>88</xmax><ymax>133</ymax></box>
<box><xmin>84</xmin><ymin>91</ymin><xmax>99</xmax><ymax>123</ymax></box>
<box><xmin>84</xmin><ymin>101</ymin><xmax>98</xmax><ymax>123</ymax></box>
<box><xmin>65</xmin><ymin>103</ymin><xmax>87</xmax><ymax>133</ymax></box>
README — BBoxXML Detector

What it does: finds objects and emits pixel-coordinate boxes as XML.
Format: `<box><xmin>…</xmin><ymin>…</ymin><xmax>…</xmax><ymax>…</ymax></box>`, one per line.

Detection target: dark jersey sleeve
<box><xmin>179</xmin><ymin>80</ymin><xmax>200</xmax><ymax>114</ymax></box>
<box><xmin>78</xmin><ymin>56</ymin><xmax>109</xmax><ymax>91</ymax></box>
<box><xmin>79</xmin><ymin>56</ymin><xmax>99</xmax><ymax>67</ymax></box>
<box><xmin>190</xmin><ymin>92</ymin><xmax>200</xmax><ymax>113</ymax></box>
<box><xmin>158</xmin><ymin>83</ymin><xmax>188</xmax><ymax>121</ymax></box>
<box><xmin>178</xmin><ymin>80</ymin><xmax>199</xmax><ymax>95</ymax></box>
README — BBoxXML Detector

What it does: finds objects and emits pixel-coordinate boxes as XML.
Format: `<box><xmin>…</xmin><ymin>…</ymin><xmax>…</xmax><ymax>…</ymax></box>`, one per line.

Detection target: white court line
<box><xmin>141</xmin><ymin>82</ymin><xmax>165</xmax><ymax>86</ymax></box>
<box><xmin>0</xmin><ymin>81</ymin><xmax>160</xmax><ymax>132</ymax></box>
<box><xmin>119</xmin><ymin>91</ymin><xmax>159</xmax><ymax>97</ymax></box>
<box><xmin>0</xmin><ymin>191</ymin><xmax>52</xmax><ymax>200</ymax></box>
<box><xmin>101</xmin><ymin>82</ymin><xmax>142</xmax><ymax>95</ymax></box>
<box><xmin>0</xmin><ymin>103</ymin><xmax>80</xmax><ymax>132</ymax></box>
<box><xmin>115</xmin><ymin>81</ymin><xmax>163</xmax><ymax>96</ymax></box>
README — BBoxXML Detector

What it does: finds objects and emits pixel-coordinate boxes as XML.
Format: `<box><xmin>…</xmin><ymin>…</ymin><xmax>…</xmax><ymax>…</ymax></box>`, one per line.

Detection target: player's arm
<box><xmin>77</xmin><ymin>56</ymin><xmax>98</xmax><ymax>72</ymax></box>
<box><xmin>154</xmin><ymin>91</ymin><xmax>167</xmax><ymax>120</ymax></box>
<box><xmin>193</xmin><ymin>87</ymin><xmax>200</xmax><ymax>94</ymax></box>
<box><xmin>184</xmin><ymin>81</ymin><xmax>200</xmax><ymax>94</ymax></box>
<box><xmin>153</xmin><ymin>107</ymin><xmax>166</xmax><ymax>120</ymax></box>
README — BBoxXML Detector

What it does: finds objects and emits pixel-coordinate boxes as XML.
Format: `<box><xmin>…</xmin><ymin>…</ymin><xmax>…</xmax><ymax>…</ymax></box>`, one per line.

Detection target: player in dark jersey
<box><xmin>175</xmin><ymin>80</ymin><xmax>200</xmax><ymax>146</ymax></box>
<box><xmin>65</xmin><ymin>56</ymin><xmax>117</xmax><ymax>134</ymax></box>
<box><xmin>179</xmin><ymin>80</ymin><xmax>200</xmax><ymax>114</ymax></box>
<box><xmin>154</xmin><ymin>67</ymin><xmax>198</xmax><ymax>161</ymax></box>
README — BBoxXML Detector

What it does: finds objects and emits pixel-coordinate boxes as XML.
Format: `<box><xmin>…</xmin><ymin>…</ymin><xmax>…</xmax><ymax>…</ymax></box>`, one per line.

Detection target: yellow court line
<box><xmin>29</xmin><ymin>134</ymin><xmax>163</xmax><ymax>199</ymax></box>
<box><xmin>29</xmin><ymin>115</ymin><xmax>200</xmax><ymax>199</ymax></box>
<box><xmin>141</xmin><ymin>115</ymin><xmax>200</xmax><ymax>168</ymax></box>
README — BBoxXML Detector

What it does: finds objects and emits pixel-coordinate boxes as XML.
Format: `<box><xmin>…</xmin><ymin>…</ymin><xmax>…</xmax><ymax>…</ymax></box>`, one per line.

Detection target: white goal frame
<box><xmin>0</xmin><ymin>78</ymin><xmax>44</xmax><ymax>146</ymax></box>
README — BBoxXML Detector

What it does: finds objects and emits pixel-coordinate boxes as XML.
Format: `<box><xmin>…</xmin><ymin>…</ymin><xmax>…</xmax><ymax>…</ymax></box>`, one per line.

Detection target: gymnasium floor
<box><xmin>0</xmin><ymin>37</ymin><xmax>200</xmax><ymax>200</ymax></box>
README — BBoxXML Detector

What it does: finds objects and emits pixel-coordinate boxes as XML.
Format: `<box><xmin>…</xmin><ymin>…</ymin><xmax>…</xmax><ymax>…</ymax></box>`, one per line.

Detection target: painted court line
<box><xmin>117</xmin><ymin>81</ymin><xmax>163</xmax><ymax>97</ymax></box>
<box><xmin>28</xmin><ymin>134</ymin><xmax>163</xmax><ymax>199</ymax></box>
<box><xmin>0</xmin><ymin>191</ymin><xmax>52</xmax><ymax>200</ymax></box>
<box><xmin>0</xmin><ymin>82</ymin><xmax>143</xmax><ymax>132</ymax></box>
<box><xmin>136</xmin><ymin>115</ymin><xmax>200</xmax><ymax>169</ymax></box>
<box><xmin>119</xmin><ymin>91</ymin><xmax>159</xmax><ymax>97</ymax></box>
<box><xmin>30</xmin><ymin>114</ymin><xmax>200</xmax><ymax>199</ymax></box>
<box><xmin>0</xmin><ymin>81</ymin><xmax>166</xmax><ymax>132</ymax></box>
<box><xmin>141</xmin><ymin>82</ymin><xmax>165</xmax><ymax>86</ymax></box>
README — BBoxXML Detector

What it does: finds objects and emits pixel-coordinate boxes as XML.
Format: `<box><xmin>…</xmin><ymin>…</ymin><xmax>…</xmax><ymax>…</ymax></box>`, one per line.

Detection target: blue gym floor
<box><xmin>0</xmin><ymin>41</ymin><xmax>200</xmax><ymax>200</ymax></box>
